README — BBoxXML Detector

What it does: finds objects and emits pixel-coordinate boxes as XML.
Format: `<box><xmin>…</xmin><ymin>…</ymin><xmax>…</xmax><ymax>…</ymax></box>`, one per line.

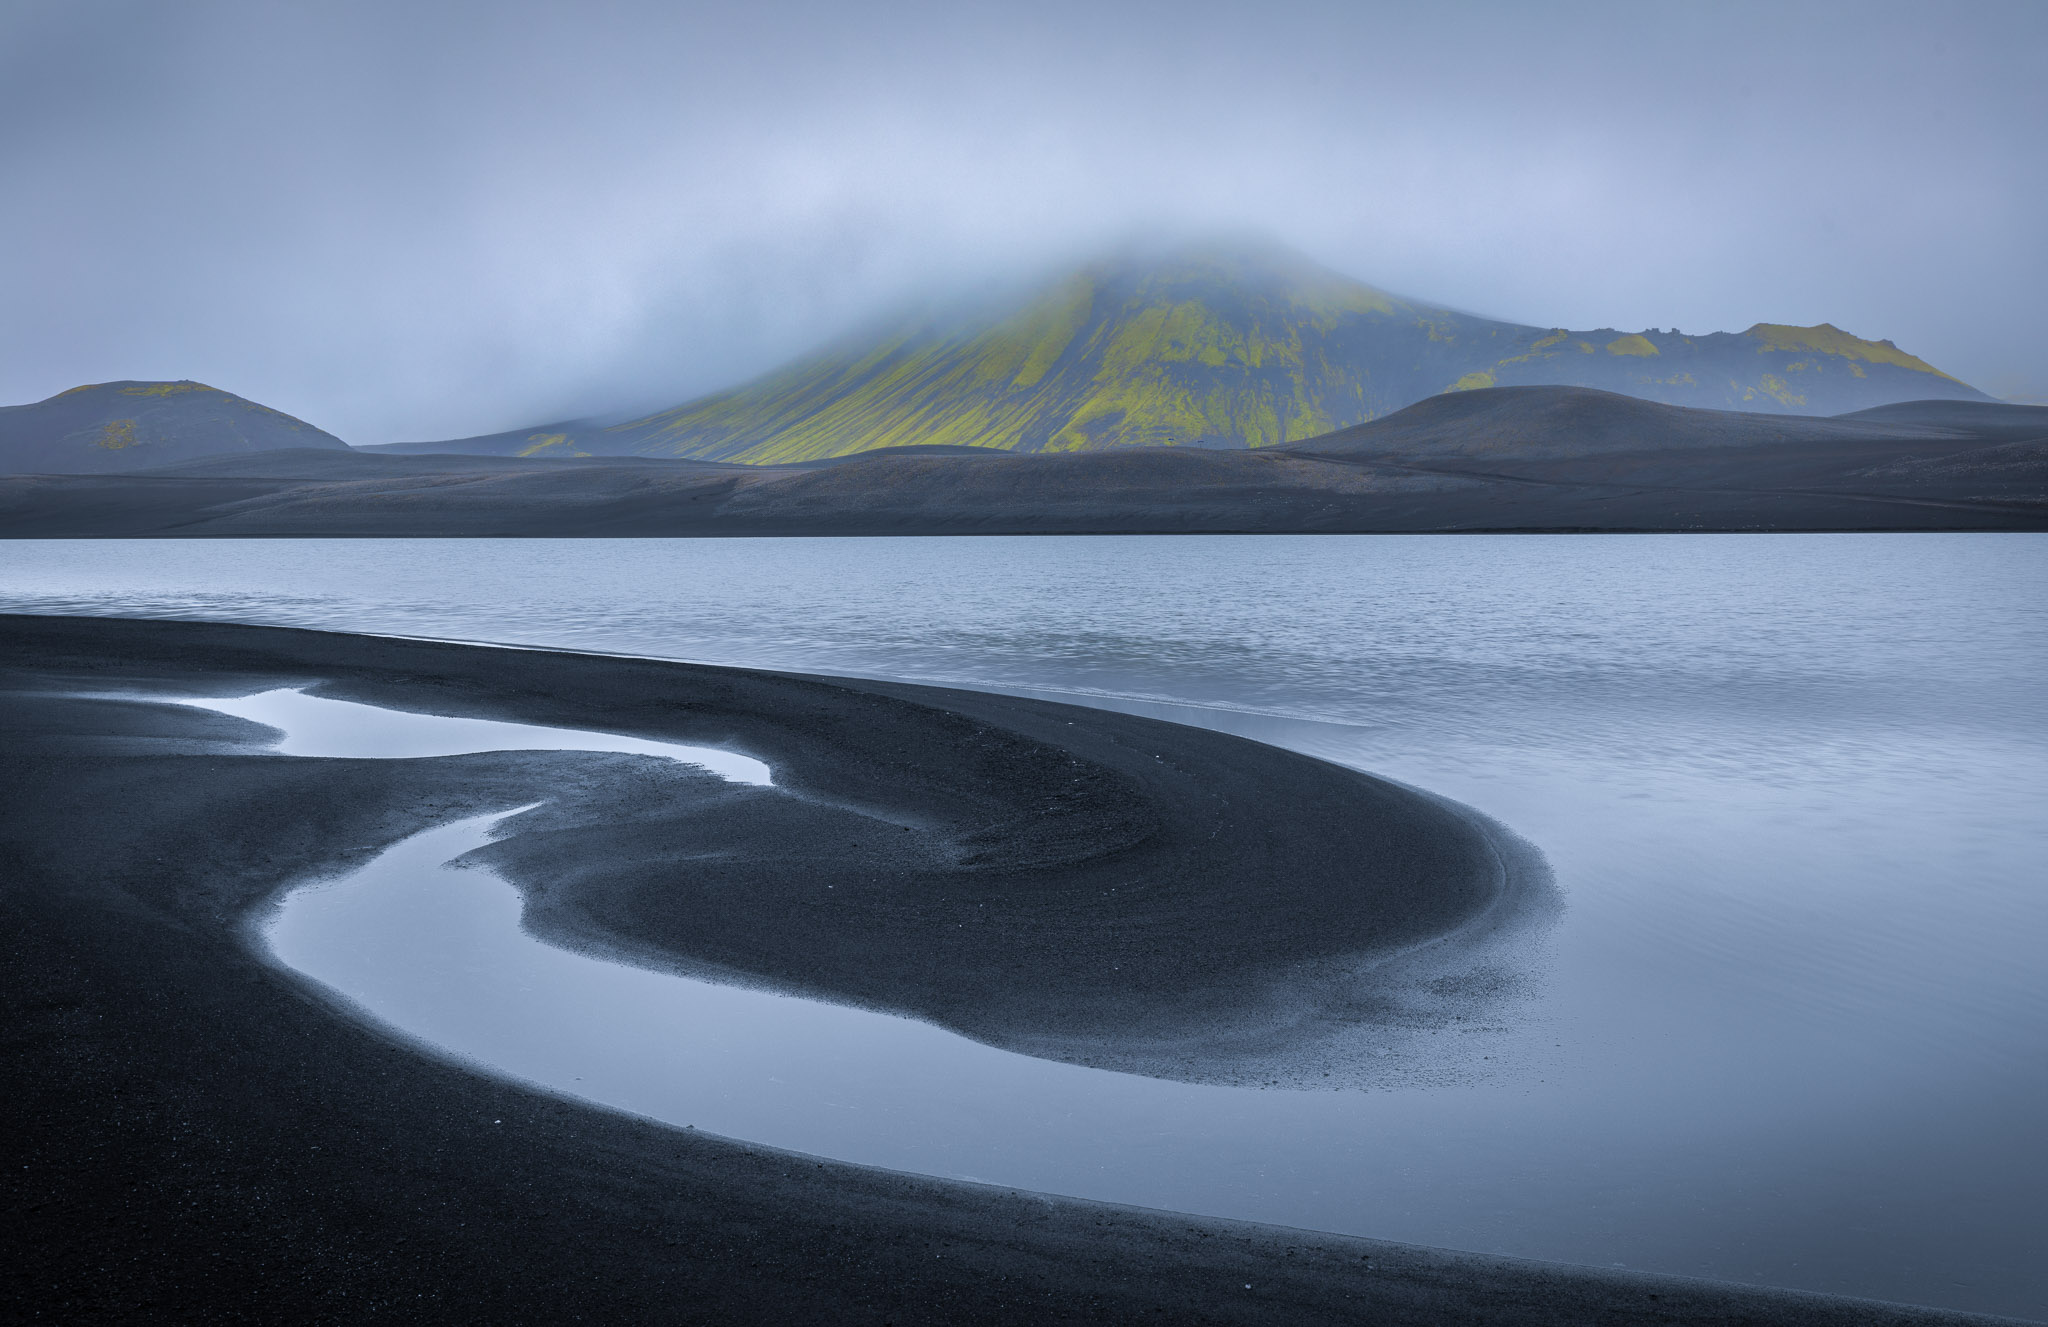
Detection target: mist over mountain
<box><xmin>5</xmin><ymin>4</ymin><xmax>2043</xmax><ymax>440</ymax></box>
<box><xmin>0</xmin><ymin>380</ymin><xmax>348</xmax><ymax>475</ymax></box>
<box><xmin>376</xmin><ymin>242</ymin><xmax>1985</xmax><ymax>461</ymax></box>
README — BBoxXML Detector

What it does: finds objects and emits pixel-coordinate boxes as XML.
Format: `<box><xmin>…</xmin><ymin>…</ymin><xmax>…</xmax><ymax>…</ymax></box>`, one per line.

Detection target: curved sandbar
<box><xmin>8</xmin><ymin>613</ymin><xmax>1541</xmax><ymax>1083</ymax></box>
<box><xmin>1</xmin><ymin>614</ymin><xmax>2005</xmax><ymax>1325</ymax></box>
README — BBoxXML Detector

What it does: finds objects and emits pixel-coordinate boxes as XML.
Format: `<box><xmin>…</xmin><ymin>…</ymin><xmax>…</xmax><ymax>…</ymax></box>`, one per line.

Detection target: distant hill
<box><xmin>1297</xmin><ymin>385</ymin><xmax>1958</xmax><ymax>461</ymax></box>
<box><xmin>1834</xmin><ymin>399</ymin><xmax>2048</xmax><ymax>439</ymax></box>
<box><xmin>0</xmin><ymin>381</ymin><xmax>348</xmax><ymax>474</ymax></box>
<box><xmin>1464</xmin><ymin>321</ymin><xmax>1980</xmax><ymax>417</ymax></box>
<box><xmin>381</xmin><ymin>240</ymin><xmax>1988</xmax><ymax>462</ymax></box>
<box><xmin>1290</xmin><ymin>388</ymin><xmax>2048</xmax><ymax>511</ymax></box>
<box><xmin>363</xmin><ymin>419</ymin><xmax>599</xmax><ymax>459</ymax></box>
<box><xmin>12</xmin><ymin>391</ymin><xmax>2041</xmax><ymax>537</ymax></box>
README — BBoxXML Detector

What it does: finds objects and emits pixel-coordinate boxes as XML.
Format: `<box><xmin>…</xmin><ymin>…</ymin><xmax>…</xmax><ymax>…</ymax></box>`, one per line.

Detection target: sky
<box><xmin>2</xmin><ymin>0</ymin><xmax>2043</xmax><ymax>442</ymax></box>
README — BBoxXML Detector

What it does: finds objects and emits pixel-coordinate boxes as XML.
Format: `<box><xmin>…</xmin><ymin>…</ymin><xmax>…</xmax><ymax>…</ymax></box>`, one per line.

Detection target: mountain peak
<box><xmin>1074</xmin><ymin>234</ymin><xmax>1409</xmax><ymax>319</ymax></box>
<box><xmin>401</xmin><ymin>254</ymin><xmax>1989</xmax><ymax>462</ymax></box>
<box><xmin>54</xmin><ymin>378</ymin><xmax>220</xmax><ymax>400</ymax></box>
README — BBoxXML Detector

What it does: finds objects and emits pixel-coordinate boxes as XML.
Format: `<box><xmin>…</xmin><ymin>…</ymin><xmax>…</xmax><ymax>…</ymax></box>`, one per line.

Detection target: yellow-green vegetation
<box><xmin>517</xmin><ymin>433</ymin><xmax>586</xmax><ymax>457</ymax></box>
<box><xmin>121</xmin><ymin>382</ymin><xmax>213</xmax><ymax>397</ymax></box>
<box><xmin>1745</xmin><ymin>323</ymin><xmax>1958</xmax><ymax>380</ymax></box>
<box><xmin>1458</xmin><ymin>309</ymin><xmax>1972</xmax><ymax>416</ymax></box>
<box><xmin>1755</xmin><ymin>374</ymin><xmax>1806</xmax><ymax>407</ymax></box>
<box><xmin>556</xmin><ymin>242</ymin><xmax>1987</xmax><ymax>461</ymax></box>
<box><xmin>91</xmin><ymin>419</ymin><xmax>138</xmax><ymax>450</ymax></box>
<box><xmin>1006</xmin><ymin>275</ymin><xmax>1093</xmax><ymax>387</ymax></box>
<box><xmin>617</xmin><ymin>243</ymin><xmax>1430</xmax><ymax>462</ymax></box>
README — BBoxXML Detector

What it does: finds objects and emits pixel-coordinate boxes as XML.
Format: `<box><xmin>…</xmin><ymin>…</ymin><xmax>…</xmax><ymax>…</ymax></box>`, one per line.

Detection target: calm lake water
<box><xmin>5</xmin><ymin>534</ymin><xmax>2044</xmax><ymax>1319</ymax></box>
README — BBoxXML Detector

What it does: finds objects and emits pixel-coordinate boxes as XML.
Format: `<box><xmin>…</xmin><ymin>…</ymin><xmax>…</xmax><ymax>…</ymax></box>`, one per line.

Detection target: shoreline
<box><xmin>5</xmin><ymin>616</ymin><xmax>1539</xmax><ymax>1084</ymax></box>
<box><xmin>0</xmin><ymin>615</ymin><xmax>2027</xmax><ymax>1324</ymax></box>
<box><xmin>8</xmin><ymin>523</ymin><xmax>2046</xmax><ymax>540</ymax></box>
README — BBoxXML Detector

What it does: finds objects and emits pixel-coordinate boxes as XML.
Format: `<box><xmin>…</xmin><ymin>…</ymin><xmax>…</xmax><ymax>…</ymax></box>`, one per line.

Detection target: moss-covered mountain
<box><xmin>384</xmin><ymin>239</ymin><xmax>1988</xmax><ymax>462</ymax></box>
<box><xmin>0</xmin><ymin>380</ymin><xmax>348</xmax><ymax>474</ymax></box>
<box><xmin>619</xmin><ymin>245</ymin><xmax>1532</xmax><ymax>463</ymax></box>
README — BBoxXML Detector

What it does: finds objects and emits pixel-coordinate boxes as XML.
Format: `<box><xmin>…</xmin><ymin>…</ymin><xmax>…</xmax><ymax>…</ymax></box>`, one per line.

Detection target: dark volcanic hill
<box><xmin>8</xmin><ymin>391</ymin><xmax>2042</xmax><ymax>537</ymax></box>
<box><xmin>0</xmin><ymin>381</ymin><xmax>349</xmax><ymax>474</ymax></box>
<box><xmin>1298</xmin><ymin>385</ymin><xmax>1966</xmax><ymax>461</ymax></box>
<box><xmin>1835</xmin><ymin>399</ymin><xmax>2048</xmax><ymax>439</ymax></box>
<box><xmin>375</xmin><ymin>241</ymin><xmax>1989</xmax><ymax>462</ymax></box>
<box><xmin>1289</xmin><ymin>387</ymin><xmax>2048</xmax><ymax>519</ymax></box>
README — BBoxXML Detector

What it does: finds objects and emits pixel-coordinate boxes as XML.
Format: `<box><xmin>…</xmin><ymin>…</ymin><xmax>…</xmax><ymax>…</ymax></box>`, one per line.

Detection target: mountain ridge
<box><xmin>1298</xmin><ymin>385</ymin><xmax>1975</xmax><ymax>461</ymax></box>
<box><xmin>10</xmin><ymin>391</ymin><xmax>2041</xmax><ymax>537</ymax></box>
<box><xmin>376</xmin><ymin>240</ymin><xmax>1989</xmax><ymax>462</ymax></box>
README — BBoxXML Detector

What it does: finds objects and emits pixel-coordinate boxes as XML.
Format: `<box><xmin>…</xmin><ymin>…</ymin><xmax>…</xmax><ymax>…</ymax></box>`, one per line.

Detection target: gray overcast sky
<box><xmin>2</xmin><ymin>0</ymin><xmax>2043</xmax><ymax>441</ymax></box>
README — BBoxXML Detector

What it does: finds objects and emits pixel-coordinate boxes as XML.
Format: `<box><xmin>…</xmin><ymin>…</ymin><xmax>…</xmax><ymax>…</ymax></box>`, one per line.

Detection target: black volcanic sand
<box><xmin>0</xmin><ymin>616</ymin><xmax>2020</xmax><ymax>1325</ymax></box>
<box><xmin>2</xmin><ymin>615</ymin><xmax>1540</xmax><ymax>1083</ymax></box>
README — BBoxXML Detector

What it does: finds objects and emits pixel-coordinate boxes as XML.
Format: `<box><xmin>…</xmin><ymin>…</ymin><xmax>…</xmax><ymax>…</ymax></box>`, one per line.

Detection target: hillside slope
<box><xmin>0</xmin><ymin>381</ymin><xmax>348</xmax><ymax>474</ymax></box>
<box><xmin>1298</xmin><ymin>386</ymin><xmax>1964</xmax><ymax>461</ymax></box>
<box><xmin>12</xmin><ymin>393</ymin><xmax>2041</xmax><ymax>537</ymax></box>
<box><xmin>604</xmin><ymin>245</ymin><xmax>1537</xmax><ymax>462</ymax></box>
<box><xmin>1835</xmin><ymin>399</ymin><xmax>2048</xmax><ymax>439</ymax></box>
<box><xmin>382</xmin><ymin>241</ymin><xmax>1987</xmax><ymax>462</ymax></box>
<box><xmin>1465</xmin><ymin>322</ymin><xmax>1977</xmax><ymax>415</ymax></box>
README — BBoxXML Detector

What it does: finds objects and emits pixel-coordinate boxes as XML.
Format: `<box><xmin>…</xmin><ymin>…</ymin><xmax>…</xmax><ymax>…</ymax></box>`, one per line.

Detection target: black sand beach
<box><xmin>0</xmin><ymin>615</ymin><xmax>2024</xmax><ymax>1324</ymax></box>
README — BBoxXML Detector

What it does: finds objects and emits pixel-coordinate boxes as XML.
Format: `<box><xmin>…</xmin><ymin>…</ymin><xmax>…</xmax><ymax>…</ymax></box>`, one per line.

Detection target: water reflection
<box><xmin>167</xmin><ymin>686</ymin><xmax>772</xmax><ymax>784</ymax></box>
<box><xmin>6</xmin><ymin>534</ymin><xmax>2046</xmax><ymax>1317</ymax></box>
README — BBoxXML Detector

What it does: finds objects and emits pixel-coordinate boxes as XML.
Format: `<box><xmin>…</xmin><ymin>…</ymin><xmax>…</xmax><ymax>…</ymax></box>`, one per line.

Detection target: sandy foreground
<box><xmin>0</xmin><ymin>615</ymin><xmax>2024</xmax><ymax>1324</ymax></box>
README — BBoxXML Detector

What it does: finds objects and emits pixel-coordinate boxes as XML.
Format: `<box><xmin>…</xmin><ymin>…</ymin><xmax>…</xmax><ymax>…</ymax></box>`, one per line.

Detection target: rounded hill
<box><xmin>0</xmin><ymin>380</ymin><xmax>348</xmax><ymax>475</ymax></box>
<box><xmin>1295</xmin><ymin>385</ymin><xmax>1959</xmax><ymax>461</ymax></box>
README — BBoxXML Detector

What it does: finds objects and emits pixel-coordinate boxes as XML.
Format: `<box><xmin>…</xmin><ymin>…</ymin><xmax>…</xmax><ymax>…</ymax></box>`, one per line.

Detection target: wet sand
<box><xmin>0</xmin><ymin>615</ymin><xmax>2021</xmax><ymax>1324</ymax></box>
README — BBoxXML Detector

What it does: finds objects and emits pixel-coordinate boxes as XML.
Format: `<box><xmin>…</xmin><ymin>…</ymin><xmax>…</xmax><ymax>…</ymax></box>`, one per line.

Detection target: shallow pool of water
<box><xmin>166</xmin><ymin>685</ymin><xmax>772</xmax><ymax>784</ymax></box>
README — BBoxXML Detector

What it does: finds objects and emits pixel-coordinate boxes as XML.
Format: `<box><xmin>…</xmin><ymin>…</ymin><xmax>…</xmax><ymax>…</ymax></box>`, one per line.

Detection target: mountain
<box><xmin>376</xmin><ymin>240</ymin><xmax>1988</xmax><ymax>462</ymax></box>
<box><xmin>0</xmin><ymin>381</ymin><xmax>348</xmax><ymax>474</ymax></box>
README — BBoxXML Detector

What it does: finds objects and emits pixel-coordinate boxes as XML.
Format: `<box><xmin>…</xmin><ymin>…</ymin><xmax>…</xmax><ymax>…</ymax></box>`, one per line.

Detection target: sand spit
<box><xmin>0</xmin><ymin>615</ymin><xmax>2024</xmax><ymax>1325</ymax></box>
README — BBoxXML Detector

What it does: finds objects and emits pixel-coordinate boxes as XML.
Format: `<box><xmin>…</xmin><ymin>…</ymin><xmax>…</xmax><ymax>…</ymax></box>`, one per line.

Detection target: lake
<box><xmin>5</xmin><ymin>533</ymin><xmax>2043</xmax><ymax>1319</ymax></box>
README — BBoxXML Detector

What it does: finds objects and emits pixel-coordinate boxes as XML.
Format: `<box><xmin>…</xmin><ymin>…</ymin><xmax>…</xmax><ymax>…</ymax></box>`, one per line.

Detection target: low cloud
<box><xmin>3</xmin><ymin>0</ymin><xmax>2042</xmax><ymax>441</ymax></box>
